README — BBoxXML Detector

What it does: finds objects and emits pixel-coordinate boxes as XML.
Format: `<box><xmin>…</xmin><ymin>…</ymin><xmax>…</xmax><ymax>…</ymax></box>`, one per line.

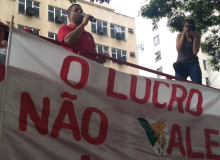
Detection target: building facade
<box><xmin>136</xmin><ymin>15</ymin><xmax>220</xmax><ymax>88</ymax></box>
<box><xmin>0</xmin><ymin>0</ymin><xmax>139</xmax><ymax>75</ymax></box>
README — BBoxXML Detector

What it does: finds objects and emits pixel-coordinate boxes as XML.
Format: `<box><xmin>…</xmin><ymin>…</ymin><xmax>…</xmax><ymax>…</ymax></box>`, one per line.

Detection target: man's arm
<box><xmin>64</xmin><ymin>15</ymin><xmax>92</xmax><ymax>44</ymax></box>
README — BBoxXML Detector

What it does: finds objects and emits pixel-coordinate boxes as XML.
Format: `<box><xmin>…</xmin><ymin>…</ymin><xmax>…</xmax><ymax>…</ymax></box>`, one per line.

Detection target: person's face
<box><xmin>0</xmin><ymin>28</ymin><xmax>5</xmax><ymax>42</ymax></box>
<box><xmin>184</xmin><ymin>22</ymin><xmax>189</xmax><ymax>31</ymax></box>
<box><xmin>68</xmin><ymin>5</ymin><xmax>84</xmax><ymax>24</ymax></box>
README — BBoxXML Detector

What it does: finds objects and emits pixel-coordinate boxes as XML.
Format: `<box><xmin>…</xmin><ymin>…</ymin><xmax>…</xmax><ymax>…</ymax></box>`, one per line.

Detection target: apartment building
<box><xmin>0</xmin><ymin>0</ymin><xmax>139</xmax><ymax>75</ymax></box>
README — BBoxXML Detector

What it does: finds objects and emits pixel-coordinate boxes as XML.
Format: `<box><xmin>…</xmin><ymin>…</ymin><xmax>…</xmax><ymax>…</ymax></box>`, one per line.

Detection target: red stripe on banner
<box><xmin>81</xmin><ymin>155</ymin><xmax>90</xmax><ymax>160</ymax></box>
<box><xmin>0</xmin><ymin>63</ymin><xmax>5</xmax><ymax>82</ymax></box>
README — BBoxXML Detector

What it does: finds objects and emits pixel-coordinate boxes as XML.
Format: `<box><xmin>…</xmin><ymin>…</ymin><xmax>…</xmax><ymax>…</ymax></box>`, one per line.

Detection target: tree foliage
<box><xmin>201</xmin><ymin>27</ymin><xmax>220</xmax><ymax>71</ymax></box>
<box><xmin>68</xmin><ymin>0</ymin><xmax>110</xmax><ymax>4</ymax></box>
<box><xmin>141</xmin><ymin>0</ymin><xmax>220</xmax><ymax>71</ymax></box>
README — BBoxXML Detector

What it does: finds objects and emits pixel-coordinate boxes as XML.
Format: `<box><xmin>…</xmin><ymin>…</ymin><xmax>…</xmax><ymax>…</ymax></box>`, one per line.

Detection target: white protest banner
<box><xmin>0</xmin><ymin>28</ymin><xmax>220</xmax><ymax>160</ymax></box>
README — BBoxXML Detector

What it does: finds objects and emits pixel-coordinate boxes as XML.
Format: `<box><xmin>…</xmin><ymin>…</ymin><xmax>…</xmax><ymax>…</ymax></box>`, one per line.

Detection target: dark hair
<box><xmin>67</xmin><ymin>4</ymin><xmax>81</xmax><ymax>14</ymax></box>
<box><xmin>183</xmin><ymin>19</ymin><xmax>195</xmax><ymax>27</ymax></box>
<box><xmin>0</xmin><ymin>22</ymin><xmax>9</xmax><ymax>41</ymax></box>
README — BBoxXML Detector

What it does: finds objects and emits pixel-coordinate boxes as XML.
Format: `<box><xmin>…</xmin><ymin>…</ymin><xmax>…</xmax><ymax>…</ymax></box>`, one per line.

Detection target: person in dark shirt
<box><xmin>175</xmin><ymin>19</ymin><xmax>202</xmax><ymax>84</ymax></box>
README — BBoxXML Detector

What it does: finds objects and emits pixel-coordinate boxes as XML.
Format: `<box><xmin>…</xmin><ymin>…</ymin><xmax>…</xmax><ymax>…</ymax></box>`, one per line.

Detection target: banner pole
<box><xmin>0</xmin><ymin>15</ymin><xmax>14</xmax><ymax>141</ymax></box>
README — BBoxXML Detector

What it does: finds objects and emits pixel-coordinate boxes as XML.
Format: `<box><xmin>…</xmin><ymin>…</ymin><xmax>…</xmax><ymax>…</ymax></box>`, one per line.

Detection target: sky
<box><xmin>110</xmin><ymin>0</ymin><xmax>142</xmax><ymax>18</ymax></box>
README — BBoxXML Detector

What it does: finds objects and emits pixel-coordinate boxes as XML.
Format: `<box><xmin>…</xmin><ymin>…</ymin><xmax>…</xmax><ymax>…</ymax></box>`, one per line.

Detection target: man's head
<box><xmin>68</xmin><ymin>4</ymin><xmax>84</xmax><ymax>25</ymax></box>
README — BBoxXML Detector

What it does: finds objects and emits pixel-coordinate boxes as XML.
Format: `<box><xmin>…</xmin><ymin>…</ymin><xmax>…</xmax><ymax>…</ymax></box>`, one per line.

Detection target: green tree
<box><xmin>141</xmin><ymin>0</ymin><xmax>220</xmax><ymax>71</ymax></box>
<box><xmin>68</xmin><ymin>0</ymin><xmax>110</xmax><ymax>4</ymax></box>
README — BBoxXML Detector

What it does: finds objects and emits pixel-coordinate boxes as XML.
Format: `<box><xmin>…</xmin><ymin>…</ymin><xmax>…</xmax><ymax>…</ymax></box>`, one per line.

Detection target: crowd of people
<box><xmin>0</xmin><ymin>4</ymin><xmax>202</xmax><ymax>84</ymax></box>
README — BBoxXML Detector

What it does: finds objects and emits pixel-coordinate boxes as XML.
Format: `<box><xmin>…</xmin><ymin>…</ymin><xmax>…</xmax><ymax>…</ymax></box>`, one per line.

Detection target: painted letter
<box><xmin>81</xmin><ymin>107</ymin><xmax>108</xmax><ymax>145</ymax></box>
<box><xmin>81</xmin><ymin>155</ymin><xmax>90</xmax><ymax>160</ymax></box>
<box><xmin>60</xmin><ymin>56</ymin><xmax>89</xmax><ymax>90</ymax></box>
<box><xmin>204</xmin><ymin>129</ymin><xmax>220</xmax><ymax>159</ymax></box>
<box><xmin>19</xmin><ymin>92</ymin><xmax>50</xmax><ymax>135</ymax></box>
<box><xmin>153</xmin><ymin>81</ymin><xmax>169</xmax><ymax>108</ymax></box>
<box><xmin>167</xmin><ymin>124</ymin><xmax>186</xmax><ymax>157</ymax></box>
<box><xmin>185</xmin><ymin>89</ymin><xmax>203</xmax><ymax>116</ymax></box>
<box><xmin>106</xmin><ymin>68</ymin><xmax>127</xmax><ymax>100</ymax></box>
<box><xmin>168</xmin><ymin>84</ymin><xmax>187</xmax><ymax>113</ymax></box>
<box><xmin>186</xmin><ymin>127</ymin><xmax>205</xmax><ymax>158</ymax></box>
<box><xmin>130</xmin><ymin>75</ymin><xmax>151</xmax><ymax>104</ymax></box>
<box><xmin>51</xmin><ymin>100</ymin><xmax>81</xmax><ymax>141</ymax></box>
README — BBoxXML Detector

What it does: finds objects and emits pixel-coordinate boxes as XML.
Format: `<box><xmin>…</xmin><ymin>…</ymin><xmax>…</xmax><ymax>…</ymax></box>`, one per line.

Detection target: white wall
<box><xmin>136</xmin><ymin>17</ymin><xmax>178</xmax><ymax>78</ymax></box>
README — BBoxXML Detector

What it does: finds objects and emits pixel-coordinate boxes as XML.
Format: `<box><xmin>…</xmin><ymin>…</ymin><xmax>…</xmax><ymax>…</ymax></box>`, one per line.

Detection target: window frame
<box><xmin>206</xmin><ymin>77</ymin><xmax>210</xmax><ymax>86</ymax></box>
<box><xmin>203</xmin><ymin>60</ymin><xmax>207</xmax><ymax>70</ymax></box>
<box><xmin>48</xmin><ymin>5</ymin><xmax>67</xmax><ymax>25</ymax></box>
<box><xmin>152</xmin><ymin>21</ymin><xmax>158</xmax><ymax>31</ymax></box>
<box><xmin>128</xmin><ymin>28</ymin><xmax>134</xmax><ymax>33</ymax></box>
<box><xmin>156</xmin><ymin>67</ymin><xmax>163</xmax><ymax>77</ymax></box>
<box><xmin>17</xmin><ymin>24</ymin><xmax>40</xmax><ymax>35</ymax></box>
<box><xmin>155</xmin><ymin>51</ymin><xmax>161</xmax><ymax>62</ymax></box>
<box><xmin>95</xmin><ymin>44</ymin><xmax>109</xmax><ymax>54</ymax></box>
<box><xmin>111</xmin><ymin>47</ymin><xmax>127</xmax><ymax>62</ymax></box>
<box><xmin>137</xmin><ymin>42</ymin><xmax>144</xmax><ymax>54</ymax></box>
<box><xmin>153</xmin><ymin>35</ymin><xmax>160</xmax><ymax>46</ymax></box>
<box><xmin>110</xmin><ymin>23</ymin><xmax>126</xmax><ymax>41</ymax></box>
<box><xmin>18</xmin><ymin>0</ymin><xmax>40</xmax><ymax>18</ymax></box>
<box><xmin>130</xmin><ymin>52</ymin><xmax>135</xmax><ymax>57</ymax></box>
<box><xmin>91</xmin><ymin>19</ymin><xmax>108</xmax><ymax>36</ymax></box>
<box><xmin>48</xmin><ymin>32</ymin><xmax>58</xmax><ymax>41</ymax></box>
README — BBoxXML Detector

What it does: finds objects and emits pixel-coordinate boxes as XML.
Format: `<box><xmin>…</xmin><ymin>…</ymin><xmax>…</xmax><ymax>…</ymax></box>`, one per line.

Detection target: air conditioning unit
<box><xmin>26</xmin><ymin>7</ymin><xmax>35</xmax><ymax>16</ymax></box>
<box><xmin>55</xmin><ymin>15</ymin><xmax>63</xmax><ymax>24</ymax></box>
<box><xmin>116</xmin><ymin>32</ymin><xmax>123</xmax><ymax>40</ymax></box>
<box><xmin>97</xmin><ymin>27</ymin><xmax>105</xmax><ymax>35</ymax></box>
<box><xmin>128</xmin><ymin>28</ymin><xmax>134</xmax><ymax>33</ymax></box>
<box><xmin>130</xmin><ymin>52</ymin><xmax>135</xmax><ymax>57</ymax></box>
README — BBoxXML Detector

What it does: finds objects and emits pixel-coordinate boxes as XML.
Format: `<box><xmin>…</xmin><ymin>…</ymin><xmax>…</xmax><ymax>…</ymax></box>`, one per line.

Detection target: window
<box><xmin>128</xmin><ymin>28</ymin><xmax>134</xmax><ymax>33</ymax></box>
<box><xmin>130</xmin><ymin>52</ymin><xmax>135</xmax><ymax>57</ymax></box>
<box><xmin>152</xmin><ymin>21</ymin><xmax>158</xmax><ymax>31</ymax></box>
<box><xmin>110</xmin><ymin>24</ymin><xmax>125</xmax><ymax>41</ymax></box>
<box><xmin>112</xmin><ymin>48</ymin><xmax>127</xmax><ymax>63</ymax></box>
<box><xmin>206</xmin><ymin>77</ymin><xmax>210</xmax><ymax>86</ymax></box>
<box><xmin>18</xmin><ymin>24</ymin><xmax>40</xmax><ymax>35</ymax></box>
<box><xmin>137</xmin><ymin>42</ymin><xmax>144</xmax><ymax>54</ymax></box>
<box><xmin>48</xmin><ymin>32</ymin><xmax>58</xmax><ymax>40</ymax></box>
<box><xmin>156</xmin><ymin>67</ymin><xmax>162</xmax><ymax>77</ymax></box>
<box><xmin>154</xmin><ymin>35</ymin><xmax>160</xmax><ymax>46</ymax></box>
<box><xmin>18</xmin><ymin>0</ymin><xmax>40</xmax><ymax>18</ymax></box>
<box><xmin>95</xmin><ymin>44</ymin><xmax>109</xmax><ymax>55</ymax></box>
<box><xmin>91</xmin><ymin>20</ymin><xmax>108</xmax><ymax>36</ymax></box>
<box><xmin>48</xmin><ymin>6</ymin><xmax>67</xmax><ymax>25</ymax></box>
<box><xmin>155</xmin><ymin>51</ymin><xmax>161</xmax><ymax>62</ymax></box>
<box><xmin>203</xmin><ymin>60</ymin><xmax>207</xmax><ymax>70</ymax></box>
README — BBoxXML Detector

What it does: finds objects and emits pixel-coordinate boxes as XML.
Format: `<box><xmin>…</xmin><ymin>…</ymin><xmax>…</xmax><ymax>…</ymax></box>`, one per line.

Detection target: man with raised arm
<box><xmin>58</xmin><ymin>4</ymin><xmax>104</xmax><ymax>63</ymax></box>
